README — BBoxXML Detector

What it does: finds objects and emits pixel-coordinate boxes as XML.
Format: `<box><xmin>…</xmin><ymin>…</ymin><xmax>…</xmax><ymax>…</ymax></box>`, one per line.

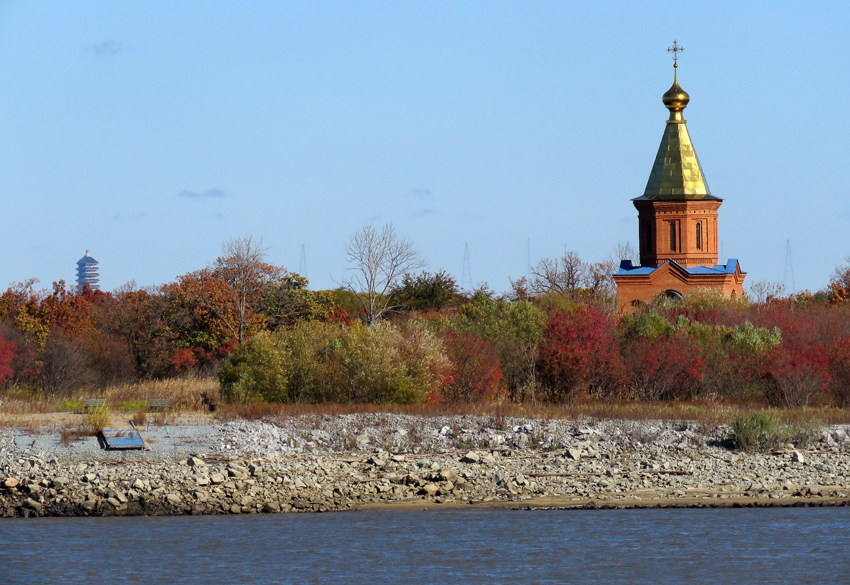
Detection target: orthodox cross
<box><xmin>667</xmin><ymin>39</ymin><xmax>684</xmax><ymax>68</ymax></box>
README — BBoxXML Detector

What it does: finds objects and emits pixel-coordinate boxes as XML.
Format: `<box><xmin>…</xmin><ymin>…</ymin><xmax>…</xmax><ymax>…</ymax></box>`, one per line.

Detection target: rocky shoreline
<box><xmin>2</xmin><ymin>415</ymin><xmax>849</xmax><ymax>518</ymax></box>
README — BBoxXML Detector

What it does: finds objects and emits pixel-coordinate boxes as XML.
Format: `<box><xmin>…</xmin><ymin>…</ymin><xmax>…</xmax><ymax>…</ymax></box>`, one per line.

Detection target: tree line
<box><xmin>2</xmin><ymin>224</ymin><xmax>850</xmax><ymax>408</ymax></box>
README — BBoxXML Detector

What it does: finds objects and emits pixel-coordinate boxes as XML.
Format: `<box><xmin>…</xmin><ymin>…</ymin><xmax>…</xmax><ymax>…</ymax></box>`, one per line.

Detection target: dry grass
<box><xmin>4</xmin><ymin>375</ymin><xmax>850</xmax><ymax>430</ymax></box>
<box><xmin>100</xmin><ymin>376</ymin><xmax>220</xmax><ymax>410</ymax></box>
<box><xmin>214</xmin><ymin>398</ymin><xmax>850</xmax><ymax>427</ymax></box>
<box><xmin>0</xmin><ymin>375</ymin><xmax>219</xmax><ymax>430</ymax></box>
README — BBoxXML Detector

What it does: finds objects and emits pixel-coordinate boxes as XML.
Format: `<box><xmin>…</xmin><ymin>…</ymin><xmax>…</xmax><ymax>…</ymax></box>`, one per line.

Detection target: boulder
<box><xmin>421</xmin><ymin>483</ymin><xmax>439</xmax><ymax>496</ymax></box>
<box><xmin>188</xmin><ymin>457</ymin><xmax>206</xmax><ymax>467</ymax></box>
<box><xmin>792</xmin><ymin>451</ymin><xmax>806</xmax><ymax>464</ymax></box>
<box><xmin>3</xmin><ymin>477</ymin><xmax>19</xmax><ymax>489</ymax></box>
<box><xmin>567</xmin><ymin>448</ymin><xmax>583</xmax><ymax>461</ymax></box>
<box><xmin>461</xmin><ymin>452</ymin><xmax>480</xmax><ymax>464</ymax></box>
<box><xmin>23</xmin><ymin>498</ymin><xmax>43</xmax><ymax>513</ymax></box>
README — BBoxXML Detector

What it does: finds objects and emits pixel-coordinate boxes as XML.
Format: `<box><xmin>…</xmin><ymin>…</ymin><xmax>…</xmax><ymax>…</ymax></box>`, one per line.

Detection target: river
<box><xmin>2</xmin><ymin>507</ymin><xmax>849</xmax><ymax>584</ymax></box>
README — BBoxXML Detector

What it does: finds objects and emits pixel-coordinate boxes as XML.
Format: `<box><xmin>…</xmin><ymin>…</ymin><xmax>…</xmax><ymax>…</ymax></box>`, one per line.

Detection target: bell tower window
<box><xmin>669</xmin><ymin>221</ymin><xmax>677</xmax><ymax>252</ymax></box>
<box><xmin>695</xmin><ymin>222</ymin><xmax>703</xmax><ymax>250</ymax></box>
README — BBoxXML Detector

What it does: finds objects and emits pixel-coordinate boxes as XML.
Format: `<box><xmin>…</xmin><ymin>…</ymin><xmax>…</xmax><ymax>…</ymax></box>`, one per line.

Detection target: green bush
<box><xmin>219</xmin><ymin>320</ymin><xmax>450</xmax><ymax>404</ymax></box>
<box><xmin>453</xmin><ymin>297</ymin><xmax>546</xmax><ymax>401</ymax></box>
<box><xmin>219</xmin><ymin>331</ymin><xmax>292</xmax><ymax>403</ymax></box>
<box><xmin>730</xmin><ymin>411</ymin><xmax>790</xmax><ymax>452</ymax></box>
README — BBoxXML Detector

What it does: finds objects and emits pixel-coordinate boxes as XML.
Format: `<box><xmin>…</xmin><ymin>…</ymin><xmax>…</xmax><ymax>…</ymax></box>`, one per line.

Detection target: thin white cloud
<box><xmin>178</xmin><ymin>188</ymin><xmax>227</xmax><ymax>199</ymax></box>
<box><xmin>84</xmin><ymin>41</ymin><xmax>124</xmax><ymax>56</ymax></box>
<box><xmin>412</xmin><ymin>208</ymin><xmax>440</xmax><ymax>218</ymax></box>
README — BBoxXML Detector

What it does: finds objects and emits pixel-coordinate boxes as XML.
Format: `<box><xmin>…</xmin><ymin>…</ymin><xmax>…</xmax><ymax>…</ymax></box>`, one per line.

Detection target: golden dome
<box><xmin>662</xmin><ymin>71</ymin><xmax>689</xmax><ymax>119</ymax></box>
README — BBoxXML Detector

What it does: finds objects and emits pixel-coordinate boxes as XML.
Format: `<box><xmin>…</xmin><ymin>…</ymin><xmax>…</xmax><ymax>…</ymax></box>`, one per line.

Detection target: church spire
<box><xmin>638</xmin><ymin>41</ymin><xmax>716</xmax><ymax>201</ymax></box>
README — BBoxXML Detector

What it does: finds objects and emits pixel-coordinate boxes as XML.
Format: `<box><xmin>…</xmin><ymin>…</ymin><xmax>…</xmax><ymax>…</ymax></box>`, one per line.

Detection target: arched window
<box><xmin>695</xmin><ymin>222</ymin><xmax>703</xmax><ymax>250</ymax></box>
<box><xmin>669</xmin><ymin>221</ymin><xmax>677</xmax><ymax>251</ymax></box>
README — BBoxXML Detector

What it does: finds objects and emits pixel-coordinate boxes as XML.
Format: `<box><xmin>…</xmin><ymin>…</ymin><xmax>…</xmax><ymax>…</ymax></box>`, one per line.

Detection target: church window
<box><xmin>669</xmin><ymin>221</ymin><xmax>676</xmax><ymax>251</ymax></box>
<box><xmin>695</xmin><ymin>222</ymin><xmax>703</xmax><ymax>250</ymax></box>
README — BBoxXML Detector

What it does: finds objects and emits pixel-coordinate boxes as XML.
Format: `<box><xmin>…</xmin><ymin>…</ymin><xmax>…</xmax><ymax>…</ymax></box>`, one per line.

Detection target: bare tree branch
<box><xmin>342</xmin><ymin>223</ymin><xmax>425</xmax><ymax>324</ymax></box>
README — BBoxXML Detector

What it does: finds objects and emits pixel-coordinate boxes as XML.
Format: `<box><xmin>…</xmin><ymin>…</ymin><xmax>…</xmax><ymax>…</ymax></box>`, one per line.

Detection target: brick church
<box><xmin>613</xmin><ymin>44</ymin><xmax>746</xmax><ymax>313</ymax></box>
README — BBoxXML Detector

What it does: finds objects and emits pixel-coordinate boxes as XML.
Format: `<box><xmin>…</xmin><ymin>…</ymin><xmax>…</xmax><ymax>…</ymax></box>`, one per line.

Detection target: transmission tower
<box><xmin>461</xmin><ymin>243</ymin><xmax>473</xmax><ymax>291</ymax></box>
<box><xmin>299</xmin><ymin>244</ymin><xmax>308</xmax><ymax>279</ymax></box>
<box><xmin>783</xmin><ymin>239</ymin><xmax>796</xmax><ymax>293</ymax></box>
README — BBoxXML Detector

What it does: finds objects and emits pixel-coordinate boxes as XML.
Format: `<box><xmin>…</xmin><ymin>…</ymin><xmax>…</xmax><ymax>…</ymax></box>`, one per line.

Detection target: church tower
<box><xmin>613</xmin><ymin>42</ymin><xmax>745</xmax><ymax>313</ymax></box>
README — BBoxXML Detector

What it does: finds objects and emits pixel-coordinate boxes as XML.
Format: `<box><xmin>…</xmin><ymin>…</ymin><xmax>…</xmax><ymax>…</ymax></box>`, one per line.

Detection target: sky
<box><xmin>1</xmin><ymin>1</ymin><xmax>849</xmax><ymax>295</ymax></box>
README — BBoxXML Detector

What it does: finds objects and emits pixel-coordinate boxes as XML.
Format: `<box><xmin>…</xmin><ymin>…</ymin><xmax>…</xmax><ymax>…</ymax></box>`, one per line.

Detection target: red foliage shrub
<box><xmin>828</xmin><ymin>337</ymin><xmax>850</xmax><ymax>407</ymax></box>
<box><xmin>172</xmin><ymin>348</ymin><xmax>198</xmax><ymax>374</ymax></box>
<box><xmin>622</xmin><ymin>335</ymin><xmax>704</xmax><ymax>400</ymax></box>
<box><xmin>537</xmin><ymin>308</ymin><xmax>625</xmax><ymax>402</ymax></box>
<box><xmin>0</xmin><ymin>331</ymin><xmax>17</xmax><ymax>384</ymax></box>
<box><xmin>762</xmin><ymin>344</ymin><xmax>830</xmax><ymax>407</ymax></box>
<box><xmin>327</xmin><ymin>306</ymin><xmax>356</xmax><ymax>325</ymax></box>
<box><xmin>435</xmin><ymin>329</ymin><xmax>505</xmax><ymax>403</ymax></box>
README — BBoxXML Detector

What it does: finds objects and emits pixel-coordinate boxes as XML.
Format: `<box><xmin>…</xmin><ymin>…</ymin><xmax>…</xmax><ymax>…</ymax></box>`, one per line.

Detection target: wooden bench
<box><xmin>83</xmin><ymin>399</ymin><xmax>107</xmax><ymax>412</ymax></box>
<box><xmin>147</xmin><ymin>398</ymin><xmax>174</xmax><ymax>411</ymax></box>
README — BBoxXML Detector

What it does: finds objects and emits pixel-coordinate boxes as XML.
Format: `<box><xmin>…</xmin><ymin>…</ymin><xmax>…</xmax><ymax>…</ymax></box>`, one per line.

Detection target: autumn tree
<box><xmin>828</xmin><ymin>258</ymin><xmax>850</xmax><ymax>303</ymax></box>
<box><xmin>215</xmin><ymin>236</ymin><xmax>283</xmax><ymax>342</ymax></box>
<box><xmin>167</xmin><ymin>237</ymin><xmax>282</xmax><ymax>346</ymax></box>
<box><xmin>258</xmin><ymin>273</ymin><xmax>336</xmax><ymax>329</ymax></box>
<box><xmin>342</xmin><ymin>223</ymin><xmax>425</xmax><ymax>324</ymax></box>
<box><xmin>392</xmin><ymin>270</ymin><xmax>462</xmax><ymax>312</ymax></box>
<box><xmin>106</xmin><ymin>283</ymin><xmax>176</xmax><ymax>378</ymax></box>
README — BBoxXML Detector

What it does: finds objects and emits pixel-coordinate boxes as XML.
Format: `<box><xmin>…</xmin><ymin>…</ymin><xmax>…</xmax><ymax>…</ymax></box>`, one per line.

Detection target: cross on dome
<box><xmin>667</xmin><ymin>39</ymin><xmax>684</xmax><ymax>68</ymax></box>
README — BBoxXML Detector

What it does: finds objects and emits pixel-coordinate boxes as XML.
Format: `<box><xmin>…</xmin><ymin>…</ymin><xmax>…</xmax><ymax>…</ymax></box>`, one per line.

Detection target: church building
<box><xmin>613</xmin><ymin>43</ymin><xmax>745</xmax><ymax>313</ymax></box>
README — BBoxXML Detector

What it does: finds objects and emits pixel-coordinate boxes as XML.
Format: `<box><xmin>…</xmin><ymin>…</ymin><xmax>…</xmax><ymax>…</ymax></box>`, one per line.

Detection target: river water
<box><xmin>2</xmin><ymin>507</ymin><xmax>849</xmax><ymax>584</ymax></box>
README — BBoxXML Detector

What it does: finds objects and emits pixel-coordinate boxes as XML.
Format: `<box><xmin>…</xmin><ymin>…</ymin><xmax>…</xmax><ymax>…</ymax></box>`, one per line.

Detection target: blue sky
<box><xmin>1</xmin><ymin>1</ymin><xmax>848</xmax><ymax>294</ymax></box>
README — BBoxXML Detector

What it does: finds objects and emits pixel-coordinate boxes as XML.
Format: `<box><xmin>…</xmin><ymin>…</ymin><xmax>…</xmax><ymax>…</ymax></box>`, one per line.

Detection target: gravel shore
<box><xmin>2</xmin><ymin>414</ymin><xmax>849</xmax><ymax>517</ymax></box>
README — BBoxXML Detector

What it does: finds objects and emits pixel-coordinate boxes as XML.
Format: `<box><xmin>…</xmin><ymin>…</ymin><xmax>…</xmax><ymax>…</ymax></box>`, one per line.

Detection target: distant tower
<box><xmin>76</xmin><ymin>251</ymin><xmax>100</xmax><ymax>291</ymax></box>
<box><xmin>299</xmin><ymin>244</ymin><xmax>308</xmax><ymax>279</ymax></box>
<box><xmin>461</xmin><ymin>243</ymin><xmax>473</xmax><ymax>290</ymax></box>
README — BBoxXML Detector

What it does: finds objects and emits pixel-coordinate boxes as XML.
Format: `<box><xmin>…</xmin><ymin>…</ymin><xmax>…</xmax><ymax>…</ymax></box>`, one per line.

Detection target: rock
<box><xmin>461</xmin><ymin>452</ymin><xmax>480</xmax><ymax>464</ymax></box>
<box><xmin>439</xmin><ymin>469</ymin><xmax>458</xmax><ymax>483</ymax></box>
<box><xmin>3</xmin><ymin>477</ymin><xmax>19</xmax><ymax>489</ymax></box>
<box><xmin>107</xmin><ymin>497</ymin><xmax>121</xmax><ymax>508</ymax></box>
<box><xmin>263</xmin><ymin>502</ymin><xmax>281</xmax><ymax>513</ymax></box>
<box><xmin>82</xmin><ymin>500</ymin><xmax>97</xmax><ymax>513</ymax></box>
<box><xmin>166</xmin><ymin>493</ymin><xmax>182</xmax><ymax>506</ymax></box>
<box><xmin>567</xmin><ymin>448</ymin><xmax>582</xmax><ymax>461</ymax></box>
<box><xmin>792</xmin><ymin>451</ymin><xmax>806</xmax><ymax>464</ymax></box>
<box><xmin>480</xmin><ymin>454</ymin><xmax>497</xmax><ymax>466</ymax></box>
<box><xmin>133</xmin><ymin>479</ymin><xmax>146</xmax><ymax>490</ymax></box>
<box><xmin>421</xmin><ymin>483</ymin><xmax>439</xmax><ymax>496</ymax></box>
<box><xmin>23</xmin><ymin>498</ymin><xmax>43</xmax><ymax>513</ymax></box>
<box><xmin>210</xmin><ymin>473</ymin><xmax>226</xmax><ymax>485</ymax></box>
<box><xmin>188</xmin><ymin>457</ymin><xmax>206</xmax><ymax>467</ymax></box>
<box><xmin>294</xmin><ymin>478</ymin><xmax>307</xmax><ymax>489</ymax></box>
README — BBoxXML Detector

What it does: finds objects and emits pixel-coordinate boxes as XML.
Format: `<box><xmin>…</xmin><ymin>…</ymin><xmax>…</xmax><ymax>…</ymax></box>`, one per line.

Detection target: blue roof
<box><xmin>616</xmin><ymin>258</ymin><xmax>740</xmax><ymax>276</ymax></box>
